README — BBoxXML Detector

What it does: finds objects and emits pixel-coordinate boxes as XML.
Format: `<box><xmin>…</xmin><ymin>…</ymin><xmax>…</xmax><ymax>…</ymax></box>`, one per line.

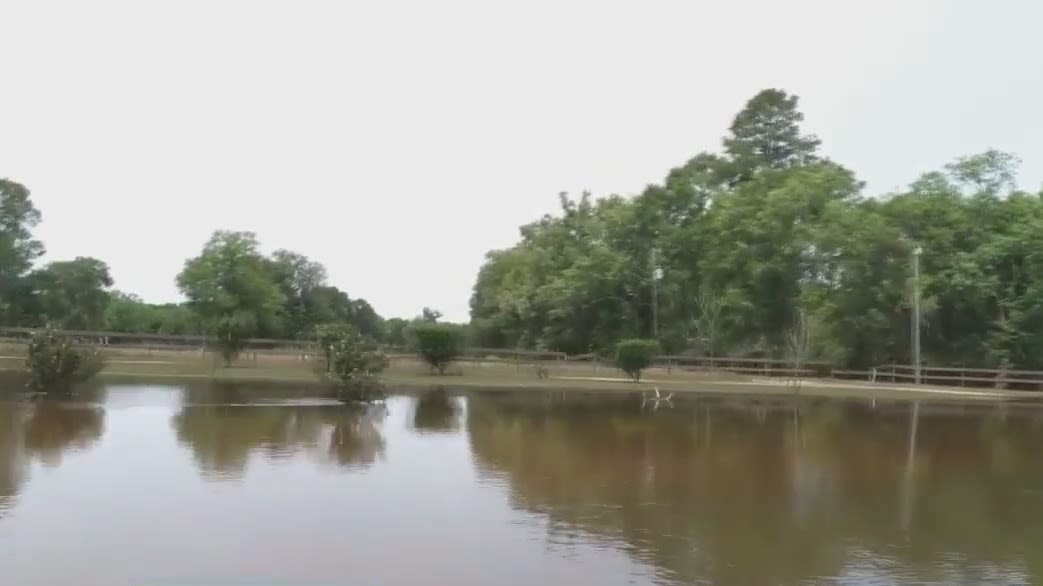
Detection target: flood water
<box><xmin>2</xmin><ymin>382</ymin><xmax>1043</xmax><ymax>585</ymax></box>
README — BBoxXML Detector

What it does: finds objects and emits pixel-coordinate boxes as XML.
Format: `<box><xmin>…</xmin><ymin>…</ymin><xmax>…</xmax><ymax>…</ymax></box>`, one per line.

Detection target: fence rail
<box><xmin>5</xmin><ymin>326</ymin><xmax>1043</xmax><ymax>390</ymax></box>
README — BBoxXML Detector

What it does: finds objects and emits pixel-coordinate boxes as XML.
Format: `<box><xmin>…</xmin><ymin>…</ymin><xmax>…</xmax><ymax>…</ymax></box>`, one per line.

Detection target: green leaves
<box><xmin>411</xmin><ymin>323</ymin><xmax>465</xmax><ymax>375</ymax></box>
<box><xmin>614</xmin><ymin>339</ymin><xmax>659</xmax><ymax>381</ymax></box>
<box><xmin>468</xmin><ymin>87</ymin><xmax>1043</xmax><ymax>372</ymax></box>
<box><xmin>175</xmin><ymin>232</ymin><xmax>389</xmax><ymax>348</ymax></box>
<box><xmin>723</xmin><ymin>89</ymin><xmax>821</xmax><ymax>179</ymax></box>
<box><xmin>28</xmin><ymin>257</ymin><xmax>114</xmax><ymax>330</ymax></box>
<box><xmin>176</xmin><ymin>231</ymin><xmax>285</xmax><ymax>330</ymax></box>
<box><xmin>1</xmin><ymin>178</ymin><xmax>45</xmax><ymax>325</ymax></box>
<box><xmin>24</xmin><ymin>328</ymin><xmax>106</xmax><ymax>394</ymax></box>
<box><xmin>317</xmin><ymin>325</ymin><xmax>388</xmax><ymax>402</ymax></box>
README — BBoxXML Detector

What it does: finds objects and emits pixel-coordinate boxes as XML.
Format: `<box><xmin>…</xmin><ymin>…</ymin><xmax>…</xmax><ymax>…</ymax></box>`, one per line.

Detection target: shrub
<box><xmin>24</xmin><ymin>329</ymin><xmax>106</xmax><ymax>394</ymax></box>
<box><xmin>314</xmin><ymin>322</ymin><xmax>355</xmax><ymax>371</ymax></box>
<box><xmin>411</xmin><ymin>323</ymin><xmax>464</xmax><ymax>374</ymax></box>
<box><xmin>213</xmin><ymin>313</ymin><xmax>255</xmax><ymax>367</ymax></box>
<box><xmin>315</xmin><ymin>325</ymin><xmax>388</xmax><ymax>402</ymax></box>
<box><xmin>615</xmin><ymin>339</ymin><xmax>660</xmax><ymax>381</ymax></box>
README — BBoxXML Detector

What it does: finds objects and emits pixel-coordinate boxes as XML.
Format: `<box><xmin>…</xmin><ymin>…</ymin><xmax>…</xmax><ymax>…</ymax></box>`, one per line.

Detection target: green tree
<box><xmin>0</xmin><ymin>179</ymin><xmax>44</xmax><ymax>324</ymax></box>
<box><xmin>383</xmin><ymin>317</ymin><xmax>410</xmax><ymax>347</ymax></box>
<box><xmin>412</xmin><ymin>323</ymin><xmax>464</xmax><ymax>374</ymax></box>
<box><xmin>314</xmin><ymin>322</ymin><xmax>355</xmax><ymax>372</ymax></box>
<box><xmin>267</xmin><ymin>249</ymin><xmax>329</xmax><ymax>338</ymax></box>
<box><xmin>27</xmin><ymin>257</ymin><xmax>114</xmax><ymax>330</ymax></box>
<box><xmin>176</xmin><ymin>230</ymin><xmax>285</xmax><ymax>347</ymax></box>
<box><xmin>723</xmin><ymin>88</ymin><xmax>821</xmax><ymax>181</ymax></box>
<box><xmin>316</xmin><ymin>325</ymin><xmax>388</xmax><ymax>402</ymax></box>
<box><xmin>213</xmin><ymin>313</ymin><xmax>254</xmax><ymax>366</ymax></box>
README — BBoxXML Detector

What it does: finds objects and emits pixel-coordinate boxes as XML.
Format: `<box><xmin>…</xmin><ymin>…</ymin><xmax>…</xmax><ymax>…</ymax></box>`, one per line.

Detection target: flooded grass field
<box><xmin>2</xmin><ymin>380</ymin><xmax>1043</xmax><ymax>585</ymax></box>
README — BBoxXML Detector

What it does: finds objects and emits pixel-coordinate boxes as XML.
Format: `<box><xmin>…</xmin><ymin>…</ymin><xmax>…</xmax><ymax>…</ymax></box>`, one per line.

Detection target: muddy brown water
<box><xmin>2</xmin><ymin>380</ymin><xmax>1043</xmax><ymax>585</ymax></box>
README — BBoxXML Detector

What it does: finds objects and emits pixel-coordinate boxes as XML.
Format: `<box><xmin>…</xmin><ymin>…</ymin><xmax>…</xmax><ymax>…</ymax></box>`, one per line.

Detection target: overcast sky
<box><xmin>2</xmin><ymin>0</ymin><xmax>1041</xmax><ymax>321</ymax></box>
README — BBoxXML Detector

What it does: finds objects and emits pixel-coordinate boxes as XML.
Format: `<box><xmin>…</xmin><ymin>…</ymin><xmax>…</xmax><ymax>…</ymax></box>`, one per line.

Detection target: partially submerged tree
<box><xmin>24</xmin><ymin>328</ymin><xmax>106</xmax><ymax>395</ymax></box>
<box><xmin>615</xmin><ymin>339</ymin><xmax>660</xmax><ymax>382</ymax></box>
<box><xmin>315</xmin><ymin>325</ymin><xmax>388</xmax><ymax>402</ymax></box>
<box><xmin>412</xmin><ymin>323</ymin><xmax>464</xmax><ymax>374</ymax></box>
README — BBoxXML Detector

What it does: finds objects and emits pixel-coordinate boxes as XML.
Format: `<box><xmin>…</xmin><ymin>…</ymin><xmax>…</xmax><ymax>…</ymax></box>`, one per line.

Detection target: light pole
<box><xmin>651</xmin><ymin>249</ymin><xmax>663</xmax><ymax>338</ymax></box>
<box><xmin>912</xmin><ymin>246</ymin><xmax>923</xmax><ymax>384</ymax></box>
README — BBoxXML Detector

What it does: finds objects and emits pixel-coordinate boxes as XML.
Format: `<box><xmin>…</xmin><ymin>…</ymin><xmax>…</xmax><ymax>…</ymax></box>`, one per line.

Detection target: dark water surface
<box><xmin>2</xmin><ymin>382</ymin><xmax>1043</xmax><ymax>585</ymax></box>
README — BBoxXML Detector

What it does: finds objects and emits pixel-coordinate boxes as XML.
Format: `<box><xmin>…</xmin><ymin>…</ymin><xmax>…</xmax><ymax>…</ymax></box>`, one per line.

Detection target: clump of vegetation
<box><xmin>315</xmin><ymin>322</ymin><xmax>356</xmax><ymax>371</ymax></box>
<box><xmin>411</xmin><ymin>323</ymin><xmax>464</xmax><ymax>375</ymax></box>
<box><xmin>615</xmin><ymin>339</ymin><xmax>660</xmax><ymax>381</ymax></box>
<box><xmin>24</xmin><ymin>328</ymin><xmax>106</xmax><ymax>394</ymax></box>
<box><xmin>213</xmin><ymin>313</ymin><xmax>254</xmax><ymax>367</ymax></box>
<box><xmin>314</xmin><ymin>324</ymin><xmax>389</xmax><ymax>402</ymax></box>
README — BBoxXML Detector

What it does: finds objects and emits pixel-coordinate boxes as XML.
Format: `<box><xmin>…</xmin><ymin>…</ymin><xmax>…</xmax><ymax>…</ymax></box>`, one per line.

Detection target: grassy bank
<box><xmin>2</xmin><ymin>348</ymin><xmax>1040</xmax><ymax>401</ymax></box>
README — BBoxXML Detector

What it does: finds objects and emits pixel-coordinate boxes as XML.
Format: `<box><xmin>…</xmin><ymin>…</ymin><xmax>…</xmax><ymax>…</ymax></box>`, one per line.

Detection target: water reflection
<box><xmin>0</xmin><ymin>393</ymin><xmax>107</xmax><ymax>518</ymax></box>
<box><xmin>23</xmin><ymin>402</ymin><xmax>105</xmax><ymax>466</ymax></box>
<box><xmin>0</xmin><ymin>403</ymin><xmax>27</xmax><ymax>517</ymax></box>
<box><xmin>466</xmin><ymin>393</ymin><xmax>1043</xmax><ymax>585</ymax></box>
<box><xmin>4</xmin><ymin>382</ymin><xmax>1043</xmax><ymax>585</ymax></box>
<box><xmin>170</xmin><ymin>399</ymin><xmax>387</xmax><ymax>480</ymax></box>
<box><xmin>328</xmin><ymin>404</ymin><xmax>387</xmax><ymax>468</ymax></box>
<box><xmin>411</xmin><ymin>388</ymin><xmax>462</xmax><ymax>433</ymax></box>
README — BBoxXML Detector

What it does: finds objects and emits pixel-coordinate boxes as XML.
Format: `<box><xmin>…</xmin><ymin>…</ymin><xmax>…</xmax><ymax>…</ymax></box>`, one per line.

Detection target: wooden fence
<box><xmin>4</xmin><ymin>326</ymin><xmax>1043</xmax><ymax>390</ymax></box>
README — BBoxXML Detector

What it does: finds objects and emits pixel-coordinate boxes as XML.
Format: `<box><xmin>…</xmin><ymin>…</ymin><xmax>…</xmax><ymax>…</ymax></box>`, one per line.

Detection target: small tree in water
<box><xmin>615</xmin><ymin>339</ymin><xmax>660</xmax><ymax>382</ymax></box>
<box><xmin>411</xmin><ymin>323</ymin><xmax>464</xmax><ymax>374</ymax></box>
<box><xmin>24</xmin><ymin>328</ymin><xmax>106</xmax><ymax>395</ymax></box>
<box><xmin>315</xmin><ymin>324</ymin><xmax>389</xmax><ymax>402</ymax></box>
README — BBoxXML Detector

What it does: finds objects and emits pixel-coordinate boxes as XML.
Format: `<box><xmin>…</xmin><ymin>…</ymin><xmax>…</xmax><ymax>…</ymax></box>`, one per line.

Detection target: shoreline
<box><xmin>4</xmin><ymin>362</ymin><xmax>1040</xmax><ymax>402</ymax></box>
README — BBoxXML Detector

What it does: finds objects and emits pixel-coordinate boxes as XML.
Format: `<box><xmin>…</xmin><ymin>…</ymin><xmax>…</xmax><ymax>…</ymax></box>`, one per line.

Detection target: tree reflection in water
<box><xmin>170</xmin><ymin>399</ymin><xmax>387</xmax><ymax>480</ymax></box>
<box><xmin>0</xmin><ymin>391</ymin><xmax>107</xmax><ymax>518</ymax></box>
<box><xmin>411</xmin><ymin>388</ymin><xmax>462</xmax><ymax>433</ymax></box>
<box><xmin>466</xmin><ymin>392</ymin><xmax>1043</xmax><ymax>585</ymax></box>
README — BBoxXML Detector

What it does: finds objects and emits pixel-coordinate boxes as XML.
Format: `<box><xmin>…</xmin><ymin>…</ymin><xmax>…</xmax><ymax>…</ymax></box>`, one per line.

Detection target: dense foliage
<box><xmin>24</xmin><ymin>329</ymin><xmax>106</xmax><ymax>393</ymax></box>
<box><xmin>614</xmin><ymin>339</ymin><xmax>659</xmax><ymax>381</ymax></box>
<box><xmin>0</xmin><ymin>183</ymin><xmax>395</xmax><ymax>348</ymax></box>
<box><xmin>411</xmin><ymin>323</ymin><xmax>465</xmax><ymax>374</ymax></box>
<box><xmin>5</xmin><ymin>88</ymin><xmax>1043</xmax><ymax>372</ymax></box>
<box><xmin>315</xmin><ymin>325</ymin><xmax>389</xmax><ymax>402</ymax></box>
<box><xmin>470</xmin><ymin>89</ymin><xmax>1043</xmax><ymax>369</ymax></box>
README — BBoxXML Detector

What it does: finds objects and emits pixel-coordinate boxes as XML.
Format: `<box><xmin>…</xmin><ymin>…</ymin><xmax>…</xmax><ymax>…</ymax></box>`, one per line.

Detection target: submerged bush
<box><xmin>615</xmin><ymin>339</ymin><xmax>660</xmax><ymax>381</ymax></box>
<box><xmin>24</xmin><ymin>329</ymin><xmax>106</xmax><ymax>394</ymax></box>
<box><xmin>411</xmin><ymin>323</ymin><xmax>464</xmax><ymax>375</ymax></box>
<box><xmin>314</xmin><ymin>325</ymin><xmax>388</xmax><ymax>402</ymax></box>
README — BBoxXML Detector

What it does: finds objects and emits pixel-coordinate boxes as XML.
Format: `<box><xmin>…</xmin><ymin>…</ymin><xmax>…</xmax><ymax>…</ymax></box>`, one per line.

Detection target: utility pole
<box><xmin>912</xmin><ymin>246</ymin><xmax>923</xmax><ymax>384</ymax></box>
<box><xmin>651</xmin><ymin>248</ymin><xmax>662</xmax><ymax>338</ymax></box>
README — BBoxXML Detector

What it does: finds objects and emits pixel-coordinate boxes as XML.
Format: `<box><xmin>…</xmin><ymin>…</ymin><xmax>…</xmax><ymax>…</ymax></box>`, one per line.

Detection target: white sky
<box><xmin>2</xmin><ymin>0</ymin><xmax>1041</xmax><ymax>321</ymax></box>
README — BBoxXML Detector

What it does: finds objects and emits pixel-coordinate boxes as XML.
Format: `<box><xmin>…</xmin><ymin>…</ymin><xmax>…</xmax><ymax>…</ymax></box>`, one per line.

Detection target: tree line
<box><xmin>470</xmin><ymin>89</ymin><xmax>1043</xmax><ymax>370</ymax></box>
<box><xmin>0</xmin><ymin>181</ymin><xmax>415</xmax><ymax>345</ymax></box>
<box><xmin>5</xmin><ymin>88</ymin><xmax>1043</xmax><ymax>371</ymax></box>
